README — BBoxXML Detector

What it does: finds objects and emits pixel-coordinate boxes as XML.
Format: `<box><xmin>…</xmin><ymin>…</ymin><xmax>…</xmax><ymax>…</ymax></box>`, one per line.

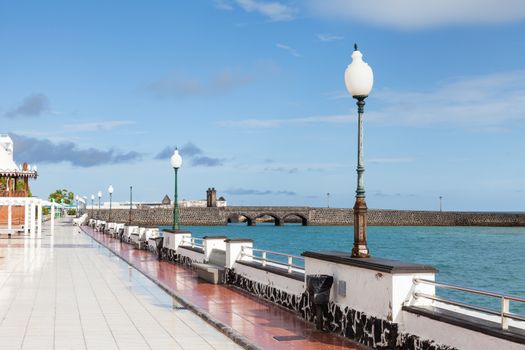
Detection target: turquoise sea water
<box><xmin>161</xmin><ymin>224</ymin><xmax>525</xmax><ymax>315</ymax></box>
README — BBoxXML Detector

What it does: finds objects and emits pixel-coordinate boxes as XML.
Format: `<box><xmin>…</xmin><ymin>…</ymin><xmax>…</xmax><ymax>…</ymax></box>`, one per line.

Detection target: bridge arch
<box><xmin>254</xmin><ymin>213</ymin><xmax>282</xmax><ymax>226</ymax></box>
<box><xmin>226</xmin><ymin>213</ymin><xmax>255</xmax><ymax>226</ymax></box>
<box><xmin>282</xmin><ymin>213</ymin><xmax>308</xmax><ymax>226</ymax></box>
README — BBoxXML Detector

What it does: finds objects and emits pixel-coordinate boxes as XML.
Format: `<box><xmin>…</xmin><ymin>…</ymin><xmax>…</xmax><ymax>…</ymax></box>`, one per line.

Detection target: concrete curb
<box><xmin>80</xmin><ymin>226</ymin><xmax>262</xmax><ymax>350</ymax></box>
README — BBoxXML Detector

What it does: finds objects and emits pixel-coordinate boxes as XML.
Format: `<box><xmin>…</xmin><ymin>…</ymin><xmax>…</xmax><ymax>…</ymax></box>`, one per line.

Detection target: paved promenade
<box><xmin>83</xmin><ymin>226</ymin><xmax>366</xmax><ymax>350</ymax></box>
<box><xmin>0</xmin><ymin>219</ymin><xmax>241</xmax><ymax>350</ymax></box>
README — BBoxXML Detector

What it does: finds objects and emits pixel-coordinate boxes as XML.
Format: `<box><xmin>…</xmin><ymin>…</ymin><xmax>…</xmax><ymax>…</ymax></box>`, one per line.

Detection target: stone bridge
<box><xmin>89</xmin><ymin>207</ymin><xmax>525</xmax><ymax>227</ymax></box>
<box><xmin>222</xmin><ymin>206</ymin><xmax>310</xmax><ymax>226</ymax></box>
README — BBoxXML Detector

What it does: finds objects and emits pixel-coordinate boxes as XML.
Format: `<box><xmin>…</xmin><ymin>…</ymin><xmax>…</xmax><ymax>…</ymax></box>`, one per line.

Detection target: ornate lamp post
<box><xmin>91</xmin><ymin>194</ymin><xmax>95</xmax><ymax>215</ymax></box>
<box><xmin>75</xmin><ymin>195</ymin><xmax>79</xmax><ymax>217</ymax></box>
<box><xmin>345</xmin><ymin>44</ymin><xmax>374</xmax><ymax>258</ymax></box>
<box><xmin>97</xmin><ymin>191</ymin><xmax>102</xmax><ymax>218</ymax></box>
<box><xmin>129</xmin><ymin>185</ymin><xmax>133</xmax><ymax>224</ymax></box>
<box><xmin>170</xmin><ymin>149</ymin><xmax>182</xmax><ymax>230</ymax></box>
<box><xmin>108</xmin><ymin>185</ymin><xmax>114</xmax><ymax>221</ymax></box>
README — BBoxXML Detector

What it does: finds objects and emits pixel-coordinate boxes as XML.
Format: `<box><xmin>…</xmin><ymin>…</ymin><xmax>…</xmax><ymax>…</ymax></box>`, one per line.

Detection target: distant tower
<box><xmin>206</xmin><ymin>188</ymin><xmax>217</xmax><ymax>207</ymax></box>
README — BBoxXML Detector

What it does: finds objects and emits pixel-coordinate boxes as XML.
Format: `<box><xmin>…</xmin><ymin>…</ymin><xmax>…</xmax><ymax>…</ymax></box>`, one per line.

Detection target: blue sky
<box><xmin>1</xmin><ymin>0</ymin><xmax>524</xmax><ymax>211</ymax></box>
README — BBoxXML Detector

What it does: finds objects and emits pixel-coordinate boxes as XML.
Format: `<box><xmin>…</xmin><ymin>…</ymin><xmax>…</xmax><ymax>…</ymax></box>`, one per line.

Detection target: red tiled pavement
<box><xmin>82</xmin><ymin>226</ymin><xmax>367</xmax><ymax>350</ymax></box>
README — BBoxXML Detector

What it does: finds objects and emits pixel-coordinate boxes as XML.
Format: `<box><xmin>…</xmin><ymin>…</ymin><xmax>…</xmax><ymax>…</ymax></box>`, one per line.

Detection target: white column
<box><xmin>50</xmin><ymin>203</ymin><xmax>55</xmax><ymax>234</ymax></box>
<box><xmin>7</xmin><ymin>204</ymin><xmax>12</xmax><ymax>233</ymax></box>
<box><xmin>30</xmin><ymin>201</ymin><xmax>36</xmax><ymax>237</ymax></box>
<box><xmin>24</xmin><ymin>199</ymin><xmax>29</xmax><ymax>234</ymax></box>
<box><xmin>37</xmin><ymin>201</ymin><xmax>42</xmax><ymax>237</ymax></box>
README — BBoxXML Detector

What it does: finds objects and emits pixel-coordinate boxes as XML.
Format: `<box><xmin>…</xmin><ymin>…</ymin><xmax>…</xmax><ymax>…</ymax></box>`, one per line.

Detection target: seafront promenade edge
<box><xmin>81</xmin><ymin>225</ymin><xmax>367</xmax><ymax>350</ymax></box>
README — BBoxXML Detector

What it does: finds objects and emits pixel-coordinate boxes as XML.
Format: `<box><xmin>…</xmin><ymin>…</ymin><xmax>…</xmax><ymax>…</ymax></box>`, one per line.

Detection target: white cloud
<box><xmin>218</xmin><ymin>114</ymin><xmax>353</xmax><ymax>128</ymax></box>
<box><xmin>316</xmin><ymin>33</ymin><xmax>344</xmax><ymax>42</ymax></box>
<box><xmin>235</xmin><ymin>0</ymin><xmax>296</xmax><ymax>21</ymax></box>
<box><xmin>369</xmin><ymin>70</ymin><xmax>525</xmax><ymax>128</ymax></box>
<box><xmin>63</xmin><ymin>120</ymin><xmax>134</xmax><ymax>132</ymax></box>
<box><xmin>306</xmin><ymin>0</ymin><xmax>525</xmax><ymax>28</ymax></box>
<box><xmin>276</xmin><ymin>43</ymin><xmax>301</xmax><ymax>57</ymax></box>
<box><xmin>213</xmin><ymin>0</ymin><xmax>234</xmax><ymax>10</ymax></box>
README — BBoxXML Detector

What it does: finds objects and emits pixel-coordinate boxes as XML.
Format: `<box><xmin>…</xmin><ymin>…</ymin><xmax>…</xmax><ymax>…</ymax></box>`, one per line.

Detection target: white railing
<box><xmin>241</xmin><ymin>247</ymin><xmax>305</xmax><ymax>274</ymax></box>
<box><xmin>181</xmin><ymin>237</ymin><xmax>204</xmax><ymax>249</ymax></box>
<box><xmin>412</xmin><ymin>278</ymin><xmax>525</xmax><ymax>330</ymax></box>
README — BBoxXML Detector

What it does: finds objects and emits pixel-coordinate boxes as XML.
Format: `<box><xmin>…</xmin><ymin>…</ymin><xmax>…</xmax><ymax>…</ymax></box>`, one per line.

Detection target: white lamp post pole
<box><xmin>345</xmin><ymin>44</ymin><xmax>374</xmax><ymax>258</ymax></box>
<box><xmin>170</xmin><ymin>149</ymin><xmax>183</xmax><ymax>230</ymax></box>
<box><xmin>97</xmin><ymin>191</ymin><xmax>102</xmax><ymax>219</ymax></box>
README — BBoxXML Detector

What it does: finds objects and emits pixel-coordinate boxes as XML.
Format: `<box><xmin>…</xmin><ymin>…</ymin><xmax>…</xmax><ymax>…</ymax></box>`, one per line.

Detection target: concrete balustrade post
<box><xmin>302</xmin><ymin>251</ymin><xmax>437</xmax><ymax>323</ymax></box>
<box><xmin>225</xmin><ymin>239</ymin><xmax>253</xmax><ymax>269</ymax></box>
<box><xmin>162</xmin><ymin>229</ymin><xmax>192</xmax><ymax>252</ymax></box>
<box><xmin>202</xmin><ymin>236</ymin><xmax>227</xmax><ymax>261</ymax></box>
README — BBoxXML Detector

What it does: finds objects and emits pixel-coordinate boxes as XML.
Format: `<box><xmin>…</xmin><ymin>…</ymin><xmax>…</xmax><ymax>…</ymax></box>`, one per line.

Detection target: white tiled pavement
<box><xmin>0</xmin><ymin>219</ymin><xmax>242</xmax><ymax>350</ymax></box>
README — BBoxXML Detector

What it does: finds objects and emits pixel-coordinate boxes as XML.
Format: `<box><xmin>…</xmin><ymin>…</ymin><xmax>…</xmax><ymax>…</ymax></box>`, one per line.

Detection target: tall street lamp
<box><xmin>108</xmin><ymin>185</ymin><xmax>114</xmax><ymax>222</ymax></box>
<box><xmin>91</xmin><ymin>194</ymin><xmax>95</xmax><ymax>215</ymax></box>
<box><xmin>170</xmin><ymin>149</ymin><xmax>182</xmax><ymax>230</ymax></box>
<box><xmin>345</xmin><ymin>43</ymin><xmax>374</xmax><ymax>258</ymax></box>
<box><xmin>75</xmin><ymin>195</ymin><xmax>79</xmax><ymax>217</ymax></box>
<box><xmin>129</xmin><ymin>185</ymin><xmax>133</xmax><ymax>224</ymax></box>
<box><xmin>97</xmin><ymin>191</ymin><xmax>102</xmax><ymax>218</ymax></box>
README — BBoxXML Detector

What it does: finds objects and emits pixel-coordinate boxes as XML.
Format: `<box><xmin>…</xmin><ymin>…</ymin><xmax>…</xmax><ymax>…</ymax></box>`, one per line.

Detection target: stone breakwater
<box><xmin>89</xmin><ymin>207</ymin><xmax>525</xmax><ymax>227</ymax></box>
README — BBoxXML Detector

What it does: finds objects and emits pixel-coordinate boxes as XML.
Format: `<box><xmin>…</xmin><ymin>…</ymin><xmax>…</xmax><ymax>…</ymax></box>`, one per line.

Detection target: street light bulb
<box><xmin>344</xmin><ymin>45</ymin><xmax>374</xmax><ymax>98</ymax></box>
<box><xmin>170</xmin><ymin>149</ymin><xmax>183</xmax><ymax>169</ymax></box>
<box><xmin>91</xmin><ymin>194</ymin><xmax>95</xmax><ymax>200</ymax></box>
<box><xmin>98</xmin><ymin>191</ymin><xmax>102</xmax><ymax>198</ymax></box>
<box><xmin>108</xmin><ymin>185</ymin><xmax>114</xmax><ymax>194</ymax></box>
<box><xmin>75</xmin><ymin>195</ymin><xmax>79</xmax><ymax>200</ymax></box>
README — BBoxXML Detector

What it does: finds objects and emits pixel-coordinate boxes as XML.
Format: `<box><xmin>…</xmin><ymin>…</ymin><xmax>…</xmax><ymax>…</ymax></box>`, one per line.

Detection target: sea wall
<box><xmin>89</xmin><ymin>207</ymin><xmax>525</xmax><ymax>227</ymax></box>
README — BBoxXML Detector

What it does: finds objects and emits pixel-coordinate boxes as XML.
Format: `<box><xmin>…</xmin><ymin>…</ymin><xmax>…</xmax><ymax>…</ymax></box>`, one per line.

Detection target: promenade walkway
<box><xmin>0</xmin><ymin>219</ymin><xmax>241</xmax><ymax>350</ymax></box>
<box><xmin>83</xmin><ymin>226</ymin><xmax>366</xmax><ymax>350</ymax></box>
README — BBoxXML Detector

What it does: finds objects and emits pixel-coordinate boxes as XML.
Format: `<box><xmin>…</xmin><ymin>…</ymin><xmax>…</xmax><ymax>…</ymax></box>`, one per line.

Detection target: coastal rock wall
<box><xmin>89</xmin><ymin>207</ymin><xmax>525</xmax><ymax>227</ymax></box>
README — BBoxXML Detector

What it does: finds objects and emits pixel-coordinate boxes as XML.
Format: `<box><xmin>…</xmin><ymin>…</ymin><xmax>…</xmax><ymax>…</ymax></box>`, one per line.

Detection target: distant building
<box><xmin>109</xmin><ymin>190</ymin><xmax>227</xmax><ymax>209</ymax></box>
<box><xmin>0</xmin><ymin>134</ymin><xmax>38</xmax><ymax>225</ymax></box>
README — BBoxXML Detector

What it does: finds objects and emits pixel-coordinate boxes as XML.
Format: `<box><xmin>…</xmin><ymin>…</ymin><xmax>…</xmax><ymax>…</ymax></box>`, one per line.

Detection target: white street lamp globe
<box><xmin>344</xmin><ymin>44</ymin><xmax>374</xmax><ymax>98</ymax></box>
<box><xmin>91</xmin><ymin>194</ymin><xmax>95</xmax><ymax>200</ymax></box>
<box><xmin>33</xmin><ymin>165</ymin><xmax>38</xmax><ymax>172</ymax></box>
<box><xmin>170</xmin><ymin>149</ymin><xmax>182</xmax><ymax>169</ymax></box>
<box><xmin>108</xmin><ymin>185</ymin><xmax>114</xmax><ymax>194</ymax></box>
<box><xmin>75</xmin><ymin>195</ymin><xmax>79</xmax><ymax>201</ymax></box>
<box><xmin>97</xmin><ymin>191</ymin><xmax>102</xmax><ymax>198</ymax></box>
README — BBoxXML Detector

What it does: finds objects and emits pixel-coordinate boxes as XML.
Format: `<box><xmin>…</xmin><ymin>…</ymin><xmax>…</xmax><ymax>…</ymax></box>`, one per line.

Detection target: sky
<box><xmin>1</xmin><ymin>0</ymin><xmax>524</xmax><ymax>211</ymax></box>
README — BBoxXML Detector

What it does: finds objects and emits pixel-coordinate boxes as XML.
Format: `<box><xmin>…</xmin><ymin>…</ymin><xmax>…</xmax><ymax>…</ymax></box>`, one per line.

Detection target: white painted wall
<box><xmin>305</xmin><ymin>256</ymin><xmax>435</xmax><ymax>322</ymax></box>
<box><xmin>163</xmin><ymin>231</ymin><xmax>191</xmax><ymax>251</ymax></box>
<box><xmin>234</xmin><ymin>263</ymin><xmax>305</xmax><ymax>296</ymax></box>
<box><xmin>401</xmin><ymin>310</ymin><xmax>524</xmax><ymax>350</ymax></box>
<box><xmin>203</xmin><ymin>237</ymin><xmax>226</xmax><ymax>260</ymax></box>
<box><xmin>178</xmin><ymin>246</ymin><xmax>205</xmax><ymax>263</ymax></box>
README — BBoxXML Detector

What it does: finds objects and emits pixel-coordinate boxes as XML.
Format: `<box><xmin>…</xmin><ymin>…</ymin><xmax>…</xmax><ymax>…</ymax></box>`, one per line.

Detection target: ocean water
<box><xmin>161</xmin><ymin>224</ymin><xmax>525</xmax><ymax>315</ymax></box>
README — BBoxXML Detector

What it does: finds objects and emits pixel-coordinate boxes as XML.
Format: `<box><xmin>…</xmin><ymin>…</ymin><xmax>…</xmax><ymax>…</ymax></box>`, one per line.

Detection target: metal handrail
<box><xmin>413</xmin><ymin>278</ymin><xmax>525</xmax><ymax>330</ymax></box>
<box><xmin>250</xmin><ymin>247</ymin><xmax>305</xmax><ymax>261</ymax></box>
<box><xmin>181</xmin><ymin>237</ymin><xmax>203</xmax><ymax>249</ymax></box>
<box><xmin>241</xmin><ymin>247</ymin><xmax>304</xmax><ymax>274</ymax></box>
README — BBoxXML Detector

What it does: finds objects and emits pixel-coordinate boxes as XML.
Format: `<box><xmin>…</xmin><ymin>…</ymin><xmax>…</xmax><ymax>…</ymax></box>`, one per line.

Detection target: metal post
<box><xmin>109</xmin><ymin>193</ymin><xmax>112</xmax><ymax>222</ymax></box>
<box><xmin>327</xmin><ymin>192</ymin><xmax>330</xmax><ymax>208</ymax></box>
<box><xmin>352</xmin><ymin>97</ymin><xmax>369</xmax><ymax>258</ymax></box>
<box><xmin>129</xmin><ymin>185</ymin><xmax>132</xmax><ymax>224</ymax></box>
<box><xmin>98</xmin><ymin>197</ymin><xmax>101</xmax><ymax>219</ymax></box>
<box><xmin>502</xmin><ymin>297</ymin><xmax>509</xmax><ymax>330</ymax></box>
<box><xmin>173</xmin><ymin>168</ymin><xmax>179</xmax><ymax>230</ymax></box>
<box><xmin>439</xmin><ymin>196</ymin><xmax>443</xmax><ymax>212</ymax></box>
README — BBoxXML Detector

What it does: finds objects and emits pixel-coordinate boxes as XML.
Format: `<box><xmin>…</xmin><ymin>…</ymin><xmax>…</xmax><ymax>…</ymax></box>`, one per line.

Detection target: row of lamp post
<box><xmin>79</xmin><ymin>45</ymin><xmax>372</xmax><ymax>258</ymax></box>
<box><xmin>83</xmin><ymin>149</ymin><xmax>183</xmax><ymax>231</ymax></box>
